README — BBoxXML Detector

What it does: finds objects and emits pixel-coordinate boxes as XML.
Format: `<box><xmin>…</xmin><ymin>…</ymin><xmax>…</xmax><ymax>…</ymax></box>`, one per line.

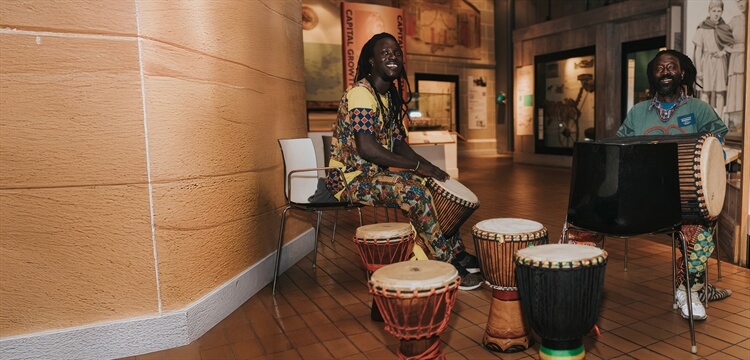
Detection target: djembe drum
<box><xmin>515</xmin><ymin>244</ymin><xmax>608</xmax><ymax>360</ymax></box>
<box><xmin>472</xmin><ymin>218</ymin><xmax>548</xmax><ymax>352</ymax></box>
<box><xmin>598</xmin><ymin>133</ymin><xmax>725</xmax><ymax>222</ymax></box>
<box><xmin>353</xmin><ymin>223</ymin><xmax>415</xmax><ymax>321</ymax></box>
<box><xmin>369</xmin><ymin>260</ymin><xmax>460</xmax><ymax>359</ymax></box>
<box><xmin>425</xmin><ymin>178</ymin><xmax>480</xmax><ymax>239</ymax></box>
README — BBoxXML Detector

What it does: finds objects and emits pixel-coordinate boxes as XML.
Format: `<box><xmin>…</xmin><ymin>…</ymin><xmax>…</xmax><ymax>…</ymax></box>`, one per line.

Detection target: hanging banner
<box><xmin>341</xmin><ymin>2</ymin><xmax>405</xmax><ymax>89</ymax></box>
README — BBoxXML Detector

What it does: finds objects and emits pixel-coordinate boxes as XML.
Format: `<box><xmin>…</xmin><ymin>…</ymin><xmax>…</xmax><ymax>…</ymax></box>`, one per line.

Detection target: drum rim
<box><xmin>515</xmin><ymin>245</ymin><xmax>608</xmax><ymax>269</ymax></box>
<box><xmin>353</xmin><ymin>232</ymin><xmax>414</xmax><ymax>244</ymax></box>
<box><xmin>355</xmin><ymin>222</ymin><xmax>413</xmax><ymax>238</ymax></box>
<box><xmin>426</xmin><ymin>177</ymin><xmax>480</xmax><ymax>205</ymax></box>
<box><xmin>369</xmin><ymin>278</ymin><xmax>461</xmax><ymax>298</ymax></box>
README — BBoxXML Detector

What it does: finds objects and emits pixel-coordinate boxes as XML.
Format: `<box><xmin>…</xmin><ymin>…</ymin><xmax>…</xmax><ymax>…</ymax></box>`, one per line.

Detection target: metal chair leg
<box><xmin>357</xmin><ymin>207</ymin><xmax>363</xmax><ymax>227</ymax></box>
<box><xmin>331</xmin><ymin>210</ymin><xmax>339</xmax><ymax>244</ymax></box>
<box><xmin>673</xmin><ymin>231</ymin><xmax>698</xmax><ymax>354</ymax></box>
<box><xmin>312</xmin><ymin>211</ymin><xmax>323</xmax><ymax>269</ymax></box>
<box><xmin>624</xmin><ymin>238</ymin><xmax>629</xmax><ymax>272</ymax></box>
<box><xmin>272</xmin><ymin>206</ymin><xmax>291</xmax><ymax>295</ymax></box>
<box><xmin>714</xmin><ymin>223</ymin><xmax>722</xmax><ymax>281</ymax></box>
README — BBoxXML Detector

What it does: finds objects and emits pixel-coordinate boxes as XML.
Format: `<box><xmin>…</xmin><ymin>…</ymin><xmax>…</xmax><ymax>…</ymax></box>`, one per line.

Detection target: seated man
<box><xmin>325</xmin><ymin>32</ymin><xmax>481</xmax><ymax>291</ymax></box>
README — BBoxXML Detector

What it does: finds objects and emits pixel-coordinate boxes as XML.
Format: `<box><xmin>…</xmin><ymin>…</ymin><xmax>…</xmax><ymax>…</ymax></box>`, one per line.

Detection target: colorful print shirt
<box><xmin>325</xmin><ymin>80</ymin><xmax>406</xmax><ymax>197</ymax></box>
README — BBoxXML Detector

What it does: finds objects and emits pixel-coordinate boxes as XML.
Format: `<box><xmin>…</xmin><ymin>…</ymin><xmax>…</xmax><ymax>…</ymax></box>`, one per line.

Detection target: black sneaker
<box><xmin>452</xmin><ymin>251</ymin><xmax>480</xmax><ymax>274</ymax></box>
<box><xmin>458</xmin><ymin>272</ymin><xmax>483</xmax><ymax>291</ymax></box>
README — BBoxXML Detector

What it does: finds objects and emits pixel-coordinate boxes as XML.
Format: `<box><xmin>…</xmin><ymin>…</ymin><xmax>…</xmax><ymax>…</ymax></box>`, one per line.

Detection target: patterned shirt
<box><xmin>325</xmin><ymin>80</ymin><xmax>406</xmax><ymax>196</ymax></box>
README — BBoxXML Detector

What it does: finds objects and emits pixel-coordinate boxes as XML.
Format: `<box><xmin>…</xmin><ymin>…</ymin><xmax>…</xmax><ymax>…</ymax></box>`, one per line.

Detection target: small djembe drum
<box><xmin>353</xmin><ymin>223</ymin><xmax>415</xmax><ymax>321</ymax></box>
<box><xmin>369</xmin><ymin>260</ymin><xmax>460</xmax><ymax>359</ymax></box>
<box><xmin>515</xmin><ymin>244</ymin><xmax>608</xmax><ymax>360</ymax></box>
<box><xmin>472</xmin><ymin>218</ymin><xmax>548</xmax><ymax>352</ymax></box>
<box><xmin>425</xmin><ymin>178</ymin><xmax>480</xmax><ymax>239</ymax></box>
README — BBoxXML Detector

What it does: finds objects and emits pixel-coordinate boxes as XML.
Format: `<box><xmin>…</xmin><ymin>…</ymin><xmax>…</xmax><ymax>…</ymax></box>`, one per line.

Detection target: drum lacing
<box><xmin>397</xmin><ymin>338</ymin><xmax>442</xmax><ymax>360</ymax></box>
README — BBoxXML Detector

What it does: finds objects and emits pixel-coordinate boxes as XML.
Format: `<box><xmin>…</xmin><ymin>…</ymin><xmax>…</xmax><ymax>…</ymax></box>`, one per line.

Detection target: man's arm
<box><xmin>353</xmin><ymin>132</ymin><xmax>448</xmax><ymax>181</ymax></box>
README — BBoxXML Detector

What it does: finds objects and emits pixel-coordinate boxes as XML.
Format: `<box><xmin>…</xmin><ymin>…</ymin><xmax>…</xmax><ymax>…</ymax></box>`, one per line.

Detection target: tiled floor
<box><xmin>129</xmin><ymin>154</ymin><xmax>750</xmax><ymax>360</ymax></box>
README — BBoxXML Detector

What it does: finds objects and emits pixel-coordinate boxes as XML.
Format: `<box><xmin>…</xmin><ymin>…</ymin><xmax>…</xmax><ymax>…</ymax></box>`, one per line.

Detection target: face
<box><xmin>738</xmin><ymin>0</ymin><xmax>747</xmax><ymax>13</ymax></box>
<box><xmin>708</xmin><ymin>6</ymin><xmax>723</xmax><ymax>21</ymax></box>
<box><xmin>652</xmin><ymin>54</ymin><xmax>684</xmax><ymax>98</ymax></box>
<box><xmin>369</xmin><ymin>37</ymin><xmax>404</xmax><ymax>82</ymax></box>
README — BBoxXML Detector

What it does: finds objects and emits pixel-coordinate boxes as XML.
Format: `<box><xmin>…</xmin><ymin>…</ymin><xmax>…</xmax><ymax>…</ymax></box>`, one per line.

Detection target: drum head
<box><xmin>356</xmin><ymin>222</ymin><xmax>413</xmax><ymax>239</ymax></box>
<box><xmin>516</xmin><ymin>244</ymin><xmax>606</xmax><ymax>265</ymax></box>
<box><xmin>700</xmin><ymin>137</ymin><xmax>726</xmax><ymax>218</ymax></box>
<box><xmin>370</xmin><ymin>260</ymin><xmax>458</xmax><ymax>291</ymax></box>
<box><xmin>430</xmin><ymin>178</ymin><xmax>479</xmax><ymax>204</ymax></box>
<box><xmin>475</xmin><ymin>218</ymin><xmax>544</xmax><ymax>235</ymax></box>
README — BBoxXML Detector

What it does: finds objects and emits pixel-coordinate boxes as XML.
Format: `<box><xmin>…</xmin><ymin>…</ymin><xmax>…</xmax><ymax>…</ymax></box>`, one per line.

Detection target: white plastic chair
<box><xmin>273</xmin><ymin>138</ymin><xmax>363</xmax><ymax>295</ymax></box>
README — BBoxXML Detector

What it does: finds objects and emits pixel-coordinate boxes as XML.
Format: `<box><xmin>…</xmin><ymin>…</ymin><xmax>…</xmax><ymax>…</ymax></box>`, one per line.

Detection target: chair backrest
<box><xmin>278</xmin><ymin>138</ymin><xmax>321</xmax><ymax>204</ymax></box>
<box><xmin>566</xmin><ymin>141</ymin><xmax>682</xmax><ymax>236</ymax></box>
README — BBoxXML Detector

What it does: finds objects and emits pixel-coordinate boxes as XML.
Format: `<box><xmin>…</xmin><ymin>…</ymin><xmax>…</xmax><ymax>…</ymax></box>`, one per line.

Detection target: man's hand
<box><xmin>416</xmin><ymin>161</ymin><xmax>449</xmax><ymax>181</ymax></box>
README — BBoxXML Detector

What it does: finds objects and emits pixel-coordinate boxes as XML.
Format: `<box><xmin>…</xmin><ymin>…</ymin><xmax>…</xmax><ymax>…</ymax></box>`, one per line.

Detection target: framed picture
<box><xmin>685</xmin><ymin>0</ymin><xmax>746</xmax><ymax>143</ymax></box>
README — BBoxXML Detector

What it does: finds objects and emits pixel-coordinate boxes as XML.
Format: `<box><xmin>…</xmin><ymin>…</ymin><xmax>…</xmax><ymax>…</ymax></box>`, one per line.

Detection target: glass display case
<box><xmin>408</xmin><ymin>92</ymin><xmax>455</xmax><ymax>131</ymax></box>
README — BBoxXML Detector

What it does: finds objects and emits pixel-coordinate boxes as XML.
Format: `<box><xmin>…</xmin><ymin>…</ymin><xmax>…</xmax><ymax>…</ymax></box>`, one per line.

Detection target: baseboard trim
<box><xmin>0</xmin><ymin>228</ymin><xmax>315</xmax><ymax>360</ymax></box>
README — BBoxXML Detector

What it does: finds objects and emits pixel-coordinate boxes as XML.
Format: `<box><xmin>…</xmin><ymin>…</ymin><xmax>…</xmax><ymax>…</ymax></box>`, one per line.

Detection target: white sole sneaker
<box><xmin>675</xmin><ymin>289</ymin><xmax>707</xmax><ymax>320</ymax></box>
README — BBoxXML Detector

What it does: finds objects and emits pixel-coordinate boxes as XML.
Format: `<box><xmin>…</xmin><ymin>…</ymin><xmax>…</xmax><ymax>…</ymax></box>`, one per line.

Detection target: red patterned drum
<box><xmin>369</xmin><ymin>260</ymin><xmax>460</xmax><ymax>359</ymax></box>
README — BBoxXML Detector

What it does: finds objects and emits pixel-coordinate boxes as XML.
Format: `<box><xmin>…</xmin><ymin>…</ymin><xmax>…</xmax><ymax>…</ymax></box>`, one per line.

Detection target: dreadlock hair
<box><xmin>646</xmin><ymin>49</ymin><xmax>702</xmax><ymax>98</ymax></box>
<box><xmin>353</xmin><ymin>32</ymin><xmax>413</xmax><ymax>125</ymax></box>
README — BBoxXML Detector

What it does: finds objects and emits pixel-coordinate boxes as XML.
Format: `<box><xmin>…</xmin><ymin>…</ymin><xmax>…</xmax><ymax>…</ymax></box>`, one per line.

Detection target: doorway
<box><xmin>414</xmin><ymin>73</ymin><xmax>459</xmax><ymax>133</ymax></box>
<box><xmin>621</xmin><ymin>36</ymin><xmax>666</xmax><ymax>122</ymax></box>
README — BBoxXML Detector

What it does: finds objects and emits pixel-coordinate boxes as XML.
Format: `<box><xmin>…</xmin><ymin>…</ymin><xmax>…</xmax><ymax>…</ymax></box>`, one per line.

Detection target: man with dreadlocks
<box><xmin>325</xmin><ymin>33</ymin><xmax>483</xmax><ymax>293</ymax></box>
<box><xmin>617</xmin><ymin>49</ymin><xmax>732</xmax><ymax>320</ymax></box>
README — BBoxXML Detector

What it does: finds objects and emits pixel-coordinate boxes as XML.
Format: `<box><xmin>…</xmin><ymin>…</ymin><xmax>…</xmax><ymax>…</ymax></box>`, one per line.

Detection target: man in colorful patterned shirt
<box><xmin>618</xmin><ymin>49</ymin><xmax>731</xmax><ymax>320</ymax></box>
<box><xmin>325</xmin><ymin>33</ymin><xmax>482</xmax><ymax>292</ymax></box>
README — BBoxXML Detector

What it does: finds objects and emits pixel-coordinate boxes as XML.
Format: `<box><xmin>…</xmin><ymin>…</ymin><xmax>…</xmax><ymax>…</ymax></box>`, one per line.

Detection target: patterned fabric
<box><xmin>648</xmin><ymin>91</ymin><xmax>689</xmax><ymax>122</ymax></box>
<box><xmin>325</xmin><ymin>81</ymin><xmax>406</xmax><ymax>196</ymax></box>
<box><xmin>675</xmin><ymin>224</ymin><xmax>714</xmax><ymax>292</ymax></box>
<box><xmin>341</xmin><ymin>171</ymin><xmax>464</xmax><ymax>262</ymax></box>
<box><xmin>325</xmin><ymin>80</ymin><xmax>462</xmax><ymax>262</ymax></box>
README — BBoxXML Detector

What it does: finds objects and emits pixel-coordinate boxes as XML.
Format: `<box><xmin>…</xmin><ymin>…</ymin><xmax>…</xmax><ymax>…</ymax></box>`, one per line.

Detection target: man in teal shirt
<box><xmin>617</xmin><ymin>50</ymin><xmax>731</xmax><ymax>320</ymax></box>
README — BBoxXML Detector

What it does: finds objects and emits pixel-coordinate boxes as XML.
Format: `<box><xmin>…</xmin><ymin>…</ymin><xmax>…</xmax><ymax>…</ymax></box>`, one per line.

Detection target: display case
<box><xmin>408</xmin><ymin>92</ymin><xmax>455</xmax><ymax>131</ymax></box>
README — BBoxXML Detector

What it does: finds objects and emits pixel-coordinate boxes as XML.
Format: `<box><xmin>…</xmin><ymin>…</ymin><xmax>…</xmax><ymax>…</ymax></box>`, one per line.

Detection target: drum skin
<box><xmin>515</xmin><ymin>244</ymin><xmax>608</xmax><ymax>360</ymax></box>
<box><xmin>353</xmin><ymin>222</ymin><xmax>414</xmax><ymax>273</ymax></box>
<box><xmin>368</xmin><ymin>260</ymin><xmax>460</xmax><ymax>359</ymax></box>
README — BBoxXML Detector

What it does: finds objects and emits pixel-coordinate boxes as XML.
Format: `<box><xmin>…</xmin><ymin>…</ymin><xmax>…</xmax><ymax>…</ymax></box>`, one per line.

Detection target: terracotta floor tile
<box><xmin>228</xmin><ymin>338</ymin><xmax>264</xmax><ymax>360</ymax></box>
<box><xmin>134</xmin><ymin>156</ymin><xmax>750</xmax><ymax>360</ymax></box>
<box><xmin>199</xmin><ymin>345</ymin><xmax>235</xmax><ymax>360</ymax></box>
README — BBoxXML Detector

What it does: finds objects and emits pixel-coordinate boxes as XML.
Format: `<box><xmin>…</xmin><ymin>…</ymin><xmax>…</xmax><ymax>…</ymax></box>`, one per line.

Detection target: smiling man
<box><xmin>325</xmin><ymin>33</ymin><xmax>483</xmax><ymax>298</ymax></box>
<box><xmin>617</xmin><ymin>49</ymin><xmax>731</xmax><ymax>321</ymax></box>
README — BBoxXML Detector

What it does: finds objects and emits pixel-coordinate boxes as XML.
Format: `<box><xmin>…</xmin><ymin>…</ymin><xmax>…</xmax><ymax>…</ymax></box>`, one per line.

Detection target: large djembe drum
<box><xmin>353</xmin><ymin>223</ymin><xmax>415</xmax><ymax>321</ymax></box>
<box><xmin>472</xmin><ymin>218</ymin><xmax>548</xmax><ymax>352</ymax></box>
<box><xmin>597</xmin><ymin>133</ymin><xmax>725</xmax><ymax>223</ymax></box>
<box><xmin>369</xmin><ymin>260</ymin><xmax>460</xmax><ymax>359</ymax></box>
<box><xmin>425</xmin><ymin>178</ymin><xmax>480</xmax><ymax>239</ymax></box>
<box><xmin>515</xmin><ymin>244</ymin><xmax>608</xmax><ymax>360</ymax></box>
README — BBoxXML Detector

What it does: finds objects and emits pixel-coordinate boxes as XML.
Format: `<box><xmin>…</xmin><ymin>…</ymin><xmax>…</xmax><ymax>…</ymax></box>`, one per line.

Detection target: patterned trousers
<box><xmin>675</xmin><ymin>224</ymin><xmax>715</xmax><ymax>292</ymax></box>
<box><xmin>564</xmin><ymin>224</ymin><xmax>714</xmax><ymax>292</ymax></box>
<box><xmin>340</xmin><ymin>171</ymin><xmax>464</xmax><ymax>262</ymax></box>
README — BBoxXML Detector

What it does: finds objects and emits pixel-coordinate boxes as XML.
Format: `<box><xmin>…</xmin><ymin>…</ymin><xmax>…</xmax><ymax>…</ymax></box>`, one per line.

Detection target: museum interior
<box><xmin>0</xmin><ymin>0</ymin><xmax>748</xmax><ymax>359</ymax></box>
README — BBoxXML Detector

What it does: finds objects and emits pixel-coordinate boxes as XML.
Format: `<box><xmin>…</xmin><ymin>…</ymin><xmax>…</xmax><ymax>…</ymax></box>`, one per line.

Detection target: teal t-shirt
<box><xmin>617</xmin><ymin>98</ymin><xmax>728</xmax><ymax>137</ymax></box>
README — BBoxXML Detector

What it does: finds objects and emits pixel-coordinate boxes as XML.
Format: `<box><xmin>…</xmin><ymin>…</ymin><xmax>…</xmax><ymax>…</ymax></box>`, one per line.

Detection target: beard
<box><xmin>656</xmin><ymin>75</ymin><xmax>682</xmax><ymax>97</ymax></box>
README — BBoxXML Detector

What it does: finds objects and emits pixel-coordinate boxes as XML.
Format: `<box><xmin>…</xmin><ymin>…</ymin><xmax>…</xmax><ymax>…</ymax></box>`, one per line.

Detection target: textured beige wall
<box><xmin>0</xmin><ymin>0</ymin><xmax>308</xmax><ymax>337</ymax></box>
